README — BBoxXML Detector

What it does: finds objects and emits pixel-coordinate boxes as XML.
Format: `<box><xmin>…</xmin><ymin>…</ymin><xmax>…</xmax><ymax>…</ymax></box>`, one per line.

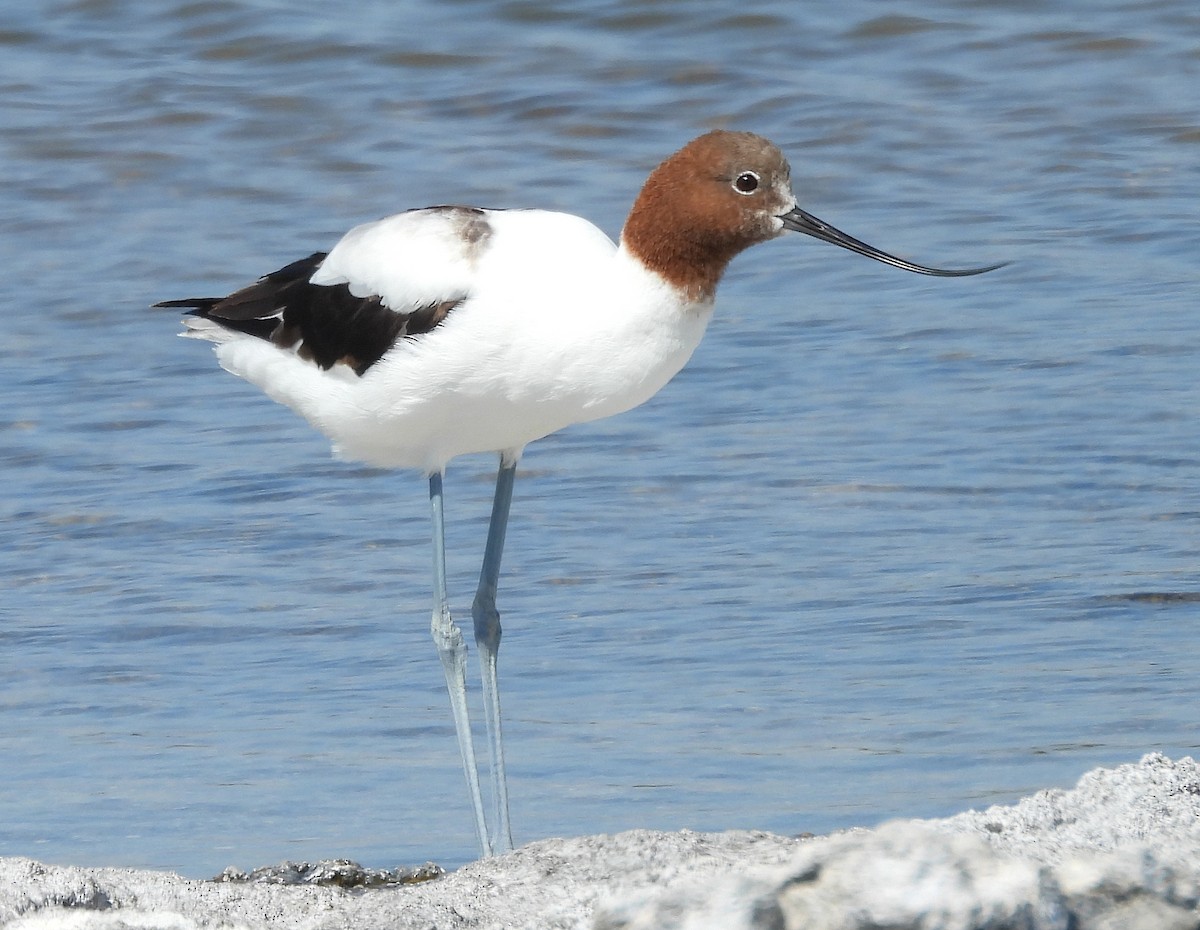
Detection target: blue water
<box><xmin>1</xmin><ymin>0</ymin><xmax>1198</xmax><ymax>877</ymax></box>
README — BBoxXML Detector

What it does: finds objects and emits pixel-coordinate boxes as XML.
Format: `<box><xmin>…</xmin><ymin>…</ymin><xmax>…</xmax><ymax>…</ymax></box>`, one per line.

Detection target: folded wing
<box><xmin>155</xmin><ymin>206</ymin><xmax>493</xmax><ymax>376</ymax></box>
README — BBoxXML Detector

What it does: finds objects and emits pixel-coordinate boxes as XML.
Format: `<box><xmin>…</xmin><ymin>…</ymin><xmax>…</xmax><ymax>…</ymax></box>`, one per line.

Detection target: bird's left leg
<box><xmin>429</xmin><ymin>470</ymin><xmax>492</xmax><ymax>857</ymax></box>
<box><xmin>471</xmin><ymin>454</ymin><xmax>517</xmax><ymax>852</ymax></box>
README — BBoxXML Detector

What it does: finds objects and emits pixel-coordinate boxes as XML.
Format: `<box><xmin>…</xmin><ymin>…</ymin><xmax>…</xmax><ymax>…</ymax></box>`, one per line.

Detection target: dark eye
<box><xmin>733</xmin><ymin>171</ymin><xmax>760</xmax><ymax>194</ymax></box>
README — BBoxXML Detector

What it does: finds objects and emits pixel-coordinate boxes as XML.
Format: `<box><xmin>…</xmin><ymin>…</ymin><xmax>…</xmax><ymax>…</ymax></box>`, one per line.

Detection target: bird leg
<box><xmin>429</xmin><ymin>471</ymin><xmax>492</xmax><ymax>857</ymax></box>
<box><xmin>472</xmin><ymin>457</ymin><xmax>517</xmax><ymax>853</ymax></box>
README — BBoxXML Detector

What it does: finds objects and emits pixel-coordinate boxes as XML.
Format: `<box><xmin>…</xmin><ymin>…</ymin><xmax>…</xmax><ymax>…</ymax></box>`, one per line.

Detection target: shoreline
<box><xmin>3</xmin><ymin>753</ymin><xmax>1197</xmax><ymax>929</ymax></box>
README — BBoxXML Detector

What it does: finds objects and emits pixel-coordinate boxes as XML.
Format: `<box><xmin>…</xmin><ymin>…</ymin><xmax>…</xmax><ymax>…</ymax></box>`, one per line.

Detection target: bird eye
<box><xmin>733</xmin><ymin>171</ymin><xmax>760</xmax><ymax>194</ymax></box>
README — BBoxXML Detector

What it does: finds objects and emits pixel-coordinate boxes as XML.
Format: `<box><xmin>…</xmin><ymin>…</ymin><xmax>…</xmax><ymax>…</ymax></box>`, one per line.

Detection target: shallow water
<box><xmin>1</xmin><ymin>0</ymin><xmax>1198</xmax><ymax>877</ymax></box>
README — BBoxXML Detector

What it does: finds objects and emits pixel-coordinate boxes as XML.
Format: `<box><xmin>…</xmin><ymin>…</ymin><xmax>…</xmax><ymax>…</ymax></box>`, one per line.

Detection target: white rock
<box><xmin>1</xmin><ymin>754</ymin><xmax>1197</xmax><ymax>930</ymax></box>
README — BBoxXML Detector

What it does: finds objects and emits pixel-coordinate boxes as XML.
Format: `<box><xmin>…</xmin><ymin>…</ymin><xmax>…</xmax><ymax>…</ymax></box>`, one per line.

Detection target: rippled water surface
<box><xmin>2</xmin><ymin>0</ymin><xmax>1198</xmax><ymax>877</ymax></box>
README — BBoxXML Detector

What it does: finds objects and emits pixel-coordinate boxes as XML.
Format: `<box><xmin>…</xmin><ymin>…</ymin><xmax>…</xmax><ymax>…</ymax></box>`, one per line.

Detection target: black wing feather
<box><xmin>155</xmin><ymin>252</ymin><xmax>460</xmax><ymax>376</ymax></box>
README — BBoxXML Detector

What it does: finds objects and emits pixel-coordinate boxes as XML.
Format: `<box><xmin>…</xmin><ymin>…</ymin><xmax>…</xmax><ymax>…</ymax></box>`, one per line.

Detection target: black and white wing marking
<box><xmin>156</xmin><ymin>251</ymin><xmax>461</xmax><ymax>377</ymax></box>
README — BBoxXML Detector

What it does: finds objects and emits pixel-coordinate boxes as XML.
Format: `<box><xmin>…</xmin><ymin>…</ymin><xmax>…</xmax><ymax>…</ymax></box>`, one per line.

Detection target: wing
<box><xmin>156</xmin><ymin>206</ymin><xmax>490</xmax><ymax>376</ymax></box>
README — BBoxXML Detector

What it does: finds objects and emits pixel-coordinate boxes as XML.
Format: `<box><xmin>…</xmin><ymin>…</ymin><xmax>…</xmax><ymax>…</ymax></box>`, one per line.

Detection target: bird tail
<box><xmin>152</xmin><ymin>252</ymin><xmax>329</xmax><ymax>342</ymax></box>
<box><xmin>178</xmin><ymin>314</ymin><xmax>242</xmax><ymax>344</ymax></box>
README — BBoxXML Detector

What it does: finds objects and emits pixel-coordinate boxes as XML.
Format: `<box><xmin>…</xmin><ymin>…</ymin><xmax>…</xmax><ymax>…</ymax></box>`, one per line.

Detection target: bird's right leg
<box><xmin>429</xmin><ymin>470</ymin><xmax>492</xmax><ymax>857</ymax></box>
<box><xmin>471</xmin><ymin>457</ymin><xmax>517</xmax><ymax>853</ymax></box>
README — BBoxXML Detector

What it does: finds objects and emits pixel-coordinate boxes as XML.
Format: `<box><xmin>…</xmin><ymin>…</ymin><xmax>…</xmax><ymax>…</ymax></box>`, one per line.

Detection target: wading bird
<box><xmin>157</xmin><ymin>130</ymin><xmax>1002</xmax><ymax>857</ymax></box>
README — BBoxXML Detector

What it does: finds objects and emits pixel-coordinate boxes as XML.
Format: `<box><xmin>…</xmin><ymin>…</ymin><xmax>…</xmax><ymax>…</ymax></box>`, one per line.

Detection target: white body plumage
<box><xmin>187</xmin><ymin>208</ymin><xmax>713</xmax><ymax>473</ymax></box>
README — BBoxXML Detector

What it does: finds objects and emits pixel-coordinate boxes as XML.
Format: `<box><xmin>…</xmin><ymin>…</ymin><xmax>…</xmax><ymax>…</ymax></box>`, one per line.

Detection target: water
<box><xmin>1</xmin><ymin>0</ymin><xmax>1198</xmax><ymax>878</ymax></box>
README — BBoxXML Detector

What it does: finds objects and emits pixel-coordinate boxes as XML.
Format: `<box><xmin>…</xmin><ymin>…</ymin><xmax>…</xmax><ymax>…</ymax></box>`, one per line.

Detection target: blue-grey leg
<box><xmin>429</xmin><ymin>471</ymin><xmax>492</xmax><ymax>857</ymax></box>
<box><xmin>472</xmin><ymin>457</ymin><xmax>517</xmax><ymax>852</ymax></box>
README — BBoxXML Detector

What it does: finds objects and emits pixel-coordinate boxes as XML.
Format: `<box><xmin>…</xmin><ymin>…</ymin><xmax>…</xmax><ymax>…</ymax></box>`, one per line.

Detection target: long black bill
<box><xmin>780</xmin><ymin>206</ymin><xmax>1006</xmax><ymax>277</ymax></box>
